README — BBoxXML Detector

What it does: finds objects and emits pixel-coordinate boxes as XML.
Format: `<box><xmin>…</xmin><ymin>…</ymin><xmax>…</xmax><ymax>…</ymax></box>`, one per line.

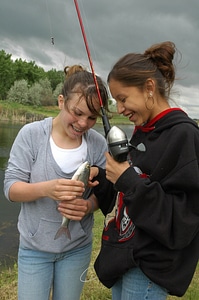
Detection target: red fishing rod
<box><xmin>74</xmin><ymin>0</ymin><xmax>130</xmax><ymax>162</ymax></box>
<box><xmin>74</xmin><ymin>0</ymin><xmax>111</xmax><ymax>137</ymax></box>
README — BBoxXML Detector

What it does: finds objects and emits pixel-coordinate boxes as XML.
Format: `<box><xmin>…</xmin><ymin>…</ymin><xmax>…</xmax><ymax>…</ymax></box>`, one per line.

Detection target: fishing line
<box><xmin>79</xmin><ymin>1</ymin><xmax>98</xmax><ymax>64</ymax></box>
<box><xmin>44</xmin><ymin>0</ymin><xmax>54</xmax><ymax>45</ymax></box>
<box><xmin>73</xmin><ymin>0</ymin><xmax>111</xmax><ymax>137</ymax></box>
<box><xmin>80</xmin><ymin>266</ymin><xmax>98</xmax><ymax>282</ymax></box>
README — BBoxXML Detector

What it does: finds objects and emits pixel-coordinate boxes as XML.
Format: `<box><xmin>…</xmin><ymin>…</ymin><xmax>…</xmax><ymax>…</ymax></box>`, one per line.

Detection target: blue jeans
<box><xmin>112</xmin><ymin>267</ymin><xmax>168</xmax><ymax>300</ymax></box>
<box><xmin>18</xmin><ymin>242</ymin><xmax>92</xmax><ymax>300</ymax></box>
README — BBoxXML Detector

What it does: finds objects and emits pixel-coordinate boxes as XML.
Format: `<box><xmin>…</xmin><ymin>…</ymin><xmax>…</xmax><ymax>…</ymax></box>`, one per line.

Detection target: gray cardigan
<box><xmin>4</xmin><ymin>117</ymin><xmax>108</xmax><ymax>253</ymax></box>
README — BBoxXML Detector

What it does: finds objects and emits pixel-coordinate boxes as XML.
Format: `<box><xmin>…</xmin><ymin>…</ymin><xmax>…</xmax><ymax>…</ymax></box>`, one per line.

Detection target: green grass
<box><xmin>0</xmin><ymin>211</ymin><xmax>199</xmax><ymax>299</ymax></box>
<box><xmin>0</xmin><ymin>100</ymin><xmax>131</xmax><ymax>124</ymax></box>
<box><xmin>0</xmin><ymin>100</ymin><xmax>60</xmax><ymax>121</ymax></box>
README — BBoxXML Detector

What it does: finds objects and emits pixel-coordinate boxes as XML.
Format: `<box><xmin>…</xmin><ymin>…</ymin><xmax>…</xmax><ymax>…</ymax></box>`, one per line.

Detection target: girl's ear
<box><xmin>145</xmin><ymin>78</ymin><xmax>155</xmax><ymax>95</ymax></box>
<box><xmin>58</xmin><ymin>94</ymin><xmax>65</xmax><ymax>109</ymax></box>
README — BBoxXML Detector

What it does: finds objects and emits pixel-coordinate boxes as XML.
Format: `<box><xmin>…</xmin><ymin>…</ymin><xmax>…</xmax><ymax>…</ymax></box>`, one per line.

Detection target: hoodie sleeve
<box><xmin>93</xmin><ymin>167</ymin><xmax>117</xmax><ymax>216</ymax></box>
<box><xmin>86</xmin><ymin>129</ymin><xmax>108</xmax><ymax>168</ymax></box>
<box><xmin>4</xmin><ymin>120</ymin><xmax>46</xmax><ymax>201</ymax></box>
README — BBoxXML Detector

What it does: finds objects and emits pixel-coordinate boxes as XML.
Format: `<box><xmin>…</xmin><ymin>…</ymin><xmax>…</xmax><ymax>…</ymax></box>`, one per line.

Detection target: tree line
<box><xmin>0</xmin><ymin>49</ymin><xmax>65</xmax><ymax>106</ymax></box>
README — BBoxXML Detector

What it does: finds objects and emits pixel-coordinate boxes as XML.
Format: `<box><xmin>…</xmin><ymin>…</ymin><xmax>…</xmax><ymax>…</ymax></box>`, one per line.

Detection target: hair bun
<box><xmin>144</xmin><ymin>41</ymin><xmax>175</xmax><ymax>65</ymax></box>
<box><xmin>144</xmin><ymin>41</ymin><xmax>176</xmax><ymax>83</ymax></box>
<box><xmin>64</xmin><ymin>65</ymin><xmax>86</xmax><ymax>78</ymax></box>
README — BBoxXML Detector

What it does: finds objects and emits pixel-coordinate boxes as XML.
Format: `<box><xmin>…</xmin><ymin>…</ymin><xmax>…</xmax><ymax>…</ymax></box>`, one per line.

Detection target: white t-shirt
<box><xmin>50</xmin><ymin>136</ymin><xmax>87</xmax><ymax>173</ymax></box>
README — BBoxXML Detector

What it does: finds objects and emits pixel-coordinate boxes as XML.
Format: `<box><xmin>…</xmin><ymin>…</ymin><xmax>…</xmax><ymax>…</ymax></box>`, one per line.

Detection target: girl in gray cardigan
<box><xmin>4</xmin><ymin>65</ymin><xmax>109</xmax><ymax>300</ymax></box>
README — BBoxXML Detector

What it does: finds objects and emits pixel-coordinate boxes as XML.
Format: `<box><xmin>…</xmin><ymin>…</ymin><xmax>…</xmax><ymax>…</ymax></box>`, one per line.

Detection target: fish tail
<box><xmin>54</xmin><ymin>226</ymin><xmax>71</xmax><ymax>240</ymax></box>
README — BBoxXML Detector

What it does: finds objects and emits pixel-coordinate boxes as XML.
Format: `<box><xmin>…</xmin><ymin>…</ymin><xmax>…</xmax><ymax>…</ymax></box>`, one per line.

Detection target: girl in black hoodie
<box><xmin>89</xmin><ymin>41</ymin><xmax>199</xmax><ymax>299</ymax></box>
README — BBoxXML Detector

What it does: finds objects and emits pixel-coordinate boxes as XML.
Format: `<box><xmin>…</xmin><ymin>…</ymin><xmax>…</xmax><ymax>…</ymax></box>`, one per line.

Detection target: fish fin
<box><xmin>54</xmin><ymin>226</ymin><xmax>71</xmax><ymax>240</ymax></box>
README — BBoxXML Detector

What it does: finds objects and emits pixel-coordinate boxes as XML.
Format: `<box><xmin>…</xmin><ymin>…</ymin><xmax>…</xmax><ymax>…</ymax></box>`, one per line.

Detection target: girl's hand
<box><xmin>88</xmin><ymin>166</ymin><xmax>99</xmax><ymax>187</ymax></box>
<box><xmin>57</xmin><ymin>197</ymin><xmax>88</xmax><ymax>220</ymax></box>
<box><xmin>105</xmin><ymin>152</ymin><xmax>130</xmax><ymax>184</ymax></box>
<box><xmin>45</xmin><ymin>179</ymin><xmax>85</xmax><ymax>201</ymax></box>
<box><xmin>57</xmin><ymin>194</ymin><xmax>98</xmax><ymax>220</ymax></box>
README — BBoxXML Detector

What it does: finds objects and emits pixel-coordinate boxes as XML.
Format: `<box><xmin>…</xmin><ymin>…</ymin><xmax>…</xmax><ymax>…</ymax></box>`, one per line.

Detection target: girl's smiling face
<box><xmin>58</xmin><ymin>93</ymin><xmax>100</xmax><ymax>139</ymax></box>
<box><xmin>109</xmin><ymin>79</ymin><xmax>154</xmax><ymax>126</ymax></box>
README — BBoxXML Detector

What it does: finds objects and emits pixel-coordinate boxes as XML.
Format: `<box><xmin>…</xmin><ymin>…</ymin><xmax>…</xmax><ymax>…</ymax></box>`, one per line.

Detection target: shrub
<box><xmin>7</xmin><ymin>80</ymin><xmax>29</xmax><ymax>104</ymax></box>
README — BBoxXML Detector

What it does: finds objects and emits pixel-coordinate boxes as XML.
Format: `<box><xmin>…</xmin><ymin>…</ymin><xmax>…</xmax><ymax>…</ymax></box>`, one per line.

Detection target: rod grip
<box><xmin>101</xmin><ymin>107</ymin><xmax>111</xmax><ymax>137</ymax></box>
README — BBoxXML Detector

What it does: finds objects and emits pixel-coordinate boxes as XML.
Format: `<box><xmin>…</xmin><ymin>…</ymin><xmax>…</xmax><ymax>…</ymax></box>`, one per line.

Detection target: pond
<box><xmin>0</xmin><ymin>122</ymin><xmax>22</xmax><ymax>270</ymax></box>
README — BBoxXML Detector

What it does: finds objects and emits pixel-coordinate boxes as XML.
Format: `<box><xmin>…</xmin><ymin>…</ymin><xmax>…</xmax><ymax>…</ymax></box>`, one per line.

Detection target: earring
<box><xmin>145</xmin><ymin>93</ymin><xmax>154</xmax><ymax>110</ymax></box>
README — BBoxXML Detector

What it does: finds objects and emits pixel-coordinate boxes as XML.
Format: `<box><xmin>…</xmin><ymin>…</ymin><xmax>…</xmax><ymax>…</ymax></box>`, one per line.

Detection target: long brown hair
<box><xmin>108</xmin><ymin>41</ymin><xmax>177</xmax><ymax>99</ymax></box>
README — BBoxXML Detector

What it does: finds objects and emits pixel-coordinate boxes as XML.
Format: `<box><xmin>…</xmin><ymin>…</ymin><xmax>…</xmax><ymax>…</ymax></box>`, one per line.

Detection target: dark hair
<box><xmin>62</xmin><ymin>65</ymin><xmax>109</xmax><ymax>116</ymax></box>
<box><xmin>107</xmin><ymin>41</ymin><xmax>177</xmax><ymax>99</ymax></box>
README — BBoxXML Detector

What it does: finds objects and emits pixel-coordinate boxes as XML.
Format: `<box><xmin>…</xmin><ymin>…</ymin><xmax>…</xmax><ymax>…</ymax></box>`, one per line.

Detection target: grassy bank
<box><xmin>0</xmin><ymin>100</ymin><xmax>131</xmax><ymax>125</ymax></box>
<box><xmin>0</xmin><ymin>211</ymin><xmax>199</xmax><ymax>299</ymax></box>
<box><xmin>0</xmin><ymin>100</ymin><xmax>198</xmax><ymax>126</ymax></box>
<box><xmin>0</xmin><ymin>100</ymin><xmax>60</xmax><ymax>122</ymax></box>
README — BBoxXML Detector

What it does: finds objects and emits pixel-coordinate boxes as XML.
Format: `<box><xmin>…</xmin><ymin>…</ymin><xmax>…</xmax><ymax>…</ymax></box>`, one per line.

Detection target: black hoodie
<box><xmin>94</xmin><ymin>108</ymin><xmax>199</xmax><ymax>296</ymax></box>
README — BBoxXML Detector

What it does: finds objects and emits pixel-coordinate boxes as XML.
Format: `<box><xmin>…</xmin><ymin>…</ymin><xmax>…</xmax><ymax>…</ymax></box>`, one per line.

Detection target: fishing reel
<box><xmin>106</xmin><ymin>125</ymin><xmax>146</xmax><ymax>163</ymax></box>
<box><xmin>106</xmin><ymin>126</ymin><xmax>129</xmax><ymax>163</ymax></box>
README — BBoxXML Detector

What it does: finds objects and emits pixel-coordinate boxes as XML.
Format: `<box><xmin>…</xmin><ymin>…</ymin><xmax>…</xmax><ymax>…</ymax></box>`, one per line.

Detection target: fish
<box><xmin>54</xmin><ymin>161</ymin><xmax>91</xmax><ymax>240</ymax></box>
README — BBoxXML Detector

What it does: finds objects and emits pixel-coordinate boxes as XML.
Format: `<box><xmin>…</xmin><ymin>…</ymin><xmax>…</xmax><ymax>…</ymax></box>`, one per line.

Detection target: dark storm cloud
<box><xmin>1</xmin><ymin>0</ymin><xmax>199</xmax><ymax>117</ymax></box>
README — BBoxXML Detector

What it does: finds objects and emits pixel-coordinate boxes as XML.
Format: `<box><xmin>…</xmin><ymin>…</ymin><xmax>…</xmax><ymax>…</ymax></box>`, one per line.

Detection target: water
<box><xmin>0</xmin><ymin>122</ymin><xmax>22</xmax><ymax>269</ymax></box>
<box><xmin>0</xmin><ymin>121</ymin><xmax>134</xmax><ymax>269</ymax></box>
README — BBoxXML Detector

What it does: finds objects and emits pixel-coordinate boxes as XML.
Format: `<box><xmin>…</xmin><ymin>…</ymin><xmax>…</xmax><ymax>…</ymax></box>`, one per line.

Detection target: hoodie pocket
<box><xmin>94</xmin><ymin>240</ymin><xmax>138</xmax><ymax>288</ymax></box>
<box><xmin>19</xmin><ymin>218</ymin><xmax>88</xmax><ymax>252</ymax></box>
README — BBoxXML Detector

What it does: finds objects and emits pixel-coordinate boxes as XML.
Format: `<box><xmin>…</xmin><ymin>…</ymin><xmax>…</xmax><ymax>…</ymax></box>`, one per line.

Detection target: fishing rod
<box><xmin>74</xmin><ymin>0</ymin><xmax>129</xmax><ymax>162</ymax></box>
<box><xmin>74</xmin><ymin>0</ymin><xmax>110</xmax><ymax>137</ymax></box>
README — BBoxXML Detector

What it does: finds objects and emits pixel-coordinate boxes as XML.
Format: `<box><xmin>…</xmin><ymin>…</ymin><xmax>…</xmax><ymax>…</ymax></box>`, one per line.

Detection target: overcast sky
<box><xmin>1</xmin><ymin>0</ymin><xmax>199</xmax><ymax>118</ymax></box>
